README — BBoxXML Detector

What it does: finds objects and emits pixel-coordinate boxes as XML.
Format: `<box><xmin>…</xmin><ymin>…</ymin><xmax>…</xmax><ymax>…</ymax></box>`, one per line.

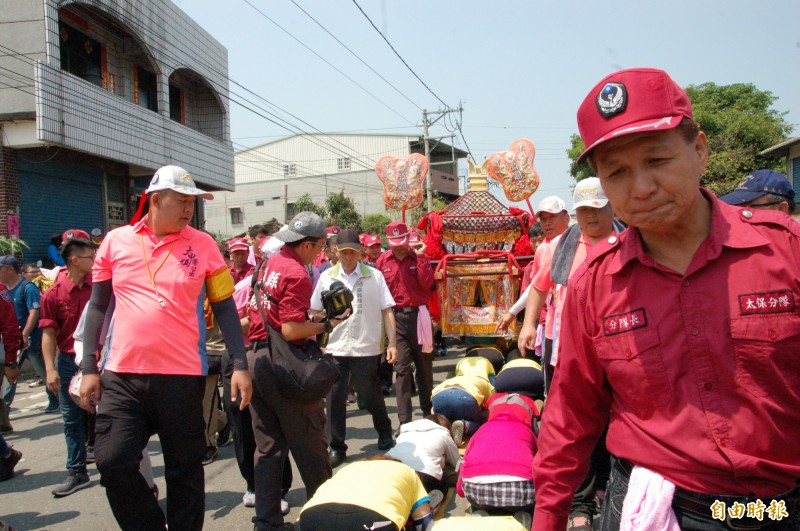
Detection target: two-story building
<box><xmin>0</xmin><ymin>0</ymin><xmax>233</xmax><ymax>261</ymax></box>
<box><xmin>762</xmin><ymin>136</ymin><xmax>800</xmax><ymax>192</ymax></box>
<box><xmin>205</xmin><ymin>133</ymin><xmax>468</xmax><ymax>237</ymax></box>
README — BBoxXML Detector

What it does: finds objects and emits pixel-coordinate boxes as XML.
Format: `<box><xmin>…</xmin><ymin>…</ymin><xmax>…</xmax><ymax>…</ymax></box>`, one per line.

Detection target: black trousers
<box><xmin>327</xmin><ymin>355</ymin><xmax>392</xmax><ymax>453</ymax></box>
<box><xmin>94</xmin><ymin>371</ymin><xmax>206</xmax><ymax>531</ymax></box>
<box><xmin>248</xmin><ymin>347</ymin><xmax>331</xmax><ymax>531</ymax></box>
<box><xmin>542</xmin><ymin>337</ymin><xmax>554</xmax><ymax>395</ymax></box>
<box><xmin>223</xmin><ymin>357</ymin><xmax>256</xmax><ymax>492</ymax></box>
<box><xmin>299</xmin><ymin>503</ymin><xmax>397</xmax><ymax>531</ymax></box>
<box><xmin>223</xmin><ymin>356</ymin><xmax>293</xmax><ymax>495</ymax></box>
<box><xmin>601</xmin><ymin>459</ymin><xmax>800</xmax><ymax>530</ymax></box>
<box><xmin>570</xmin><ymin>429</ymin><xmax>610</xmax><ymax>520</ymax></box>
<box><xmin>393</xmin><ymin>311</ymin><xmax>433</xmax><ymax>424</ymax></box>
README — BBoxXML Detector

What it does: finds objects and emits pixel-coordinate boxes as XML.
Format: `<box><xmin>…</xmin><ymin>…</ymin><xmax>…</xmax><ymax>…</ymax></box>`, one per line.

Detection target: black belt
<box><xmin>249</xmin><ymin>341</ymin><xmax>268</xmax><ymax>352</ymax></box>
<box><xmin>617</xmin><ymin>458</ymin><xmax>800</xmax><ymax>530</ymax></box>
<box><xmin>393</xmin><ymin>306</ymin><xmax>419</xmax><ymax>314</ymax></box>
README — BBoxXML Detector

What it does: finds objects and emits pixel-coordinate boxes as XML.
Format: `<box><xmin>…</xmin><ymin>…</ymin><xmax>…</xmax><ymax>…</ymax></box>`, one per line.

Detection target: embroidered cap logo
<box><xmin>576</xmin><ymin>185</ymin><xmax>599</xmax><ymax>202</ymax></box>
<box><xmin>596</xmin><ymin>82</ymin><xmax>627</xmax><ymax>118</ymax></box>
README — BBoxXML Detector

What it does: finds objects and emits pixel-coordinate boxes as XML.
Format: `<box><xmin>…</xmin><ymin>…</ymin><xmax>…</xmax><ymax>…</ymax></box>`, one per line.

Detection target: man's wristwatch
<box><xmin>4</xmin><ymin>362</ymin><xmax>18</xmax><ymax>369</ymax></box>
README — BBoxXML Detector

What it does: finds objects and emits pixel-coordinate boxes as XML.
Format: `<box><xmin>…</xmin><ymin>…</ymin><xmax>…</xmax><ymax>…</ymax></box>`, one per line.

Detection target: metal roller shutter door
<box><xmin>18</xmin><ymin>165</ymin><xmax>104</xmax><ymax>262</ymax></box>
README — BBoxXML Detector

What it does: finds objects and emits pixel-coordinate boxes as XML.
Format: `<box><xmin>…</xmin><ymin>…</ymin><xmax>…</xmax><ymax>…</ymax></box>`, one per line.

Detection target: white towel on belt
<box><xmin>620</xmin><ymin>465</ymin><xmax>681</xmax><ymax>531</ymax></box>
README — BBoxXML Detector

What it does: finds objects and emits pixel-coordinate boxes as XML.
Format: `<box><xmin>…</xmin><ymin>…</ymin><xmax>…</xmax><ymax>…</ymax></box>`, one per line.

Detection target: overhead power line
<box><xmin>240</xmin><ymin>0</ymin><xmax>415</xmax><ymax>126</ymax></box>
<box><xmin>287</xmin><ymin>0</ymin><xmax>422</xmax><ymax>112</ymax></box>
<box><xmin>350</xmin><ymin>0</ymin><xmax>448</xmax><ymax>109</ymax></box>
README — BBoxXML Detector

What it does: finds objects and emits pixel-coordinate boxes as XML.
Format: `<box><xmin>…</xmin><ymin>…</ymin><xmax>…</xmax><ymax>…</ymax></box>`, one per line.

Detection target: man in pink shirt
<box><xmin>79</xmin><ymin>166</ymin><xmax>252</xmax><ymax>531</ymax></box>
<box><xmin>532</xmin><ymin>68</ymin><xmax>800</xmax><ymax>531</ymax></box>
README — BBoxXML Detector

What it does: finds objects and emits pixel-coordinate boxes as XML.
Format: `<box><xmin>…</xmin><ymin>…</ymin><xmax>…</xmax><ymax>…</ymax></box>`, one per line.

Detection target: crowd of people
<box><xmin>1</xmin><ymin>66</ymin><xmax>799</xmax><ymax>531</ymax></box>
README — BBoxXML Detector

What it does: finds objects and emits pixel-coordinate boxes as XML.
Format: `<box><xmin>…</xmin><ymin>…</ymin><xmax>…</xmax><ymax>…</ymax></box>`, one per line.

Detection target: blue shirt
<box><xmin>47</xmin><ymin>244</ymin><xmax>66</xmax><ymax>266</ymax></box>
<box><xmin>8</xmin><ymin>279</ymin><xmax>41</xmax><ymax>343</ymax></box>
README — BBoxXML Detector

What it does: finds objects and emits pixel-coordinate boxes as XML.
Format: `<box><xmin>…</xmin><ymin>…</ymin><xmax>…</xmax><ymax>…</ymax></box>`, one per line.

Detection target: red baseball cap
<box><xmin>228</xmin><ymin>237</ymin><xmax>249</xmax><ymax>253</ymax></box>
<box><xmin>62</xmin><ymin>229</ymin><xmax>91</xmax><ymax>243</ymax></box>
<box><xmin>363</xmin><ymin>234</ymin><xmax>381</xmax><ymax>247</ymax></box>
<box><xmin>576</xmin><ymin>68</ymin><xmax>693</xmax><ymax>163</ymax></box>
<box><xmin>385</xmin><ymin>221</ymin><xmax>409</xmax><ymax>247</ymax></box>
<box><xmin>326</xmin><ymin>226</ymin><xmax>340</xmax><ymax>238</ymax></box>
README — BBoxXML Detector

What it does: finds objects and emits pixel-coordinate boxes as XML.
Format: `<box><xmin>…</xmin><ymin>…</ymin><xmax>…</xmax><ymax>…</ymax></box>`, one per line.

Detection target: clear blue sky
<box><xmin>177</xmin><ymin>0</ymin><xmax>800</xmax><ymax>210</ymax></box>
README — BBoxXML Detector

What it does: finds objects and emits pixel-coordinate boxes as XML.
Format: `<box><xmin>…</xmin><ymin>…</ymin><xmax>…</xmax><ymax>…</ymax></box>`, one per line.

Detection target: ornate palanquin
<box><xmin>419</xmin><ymin>161</ymin><xmax>530</xmax><ymax>257</ymax></box>
<box><xmin>440</xmin><ymin>191</ymin><xmax>524</xmax><ymax>252</ymax></box>
<box><xmin>435</xmin><ymin>251</ymin><xmax>522</xmax><ymax>336</ymax></box>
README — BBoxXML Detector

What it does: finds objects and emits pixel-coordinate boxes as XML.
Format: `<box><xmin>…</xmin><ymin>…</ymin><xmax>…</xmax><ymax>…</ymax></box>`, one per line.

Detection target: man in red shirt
<box><xmin>312</xmin><ymin>225</ymin><xmax>339</xmax><ymax>269</ymax></box>
<box><xmin>246</xmin><ymin>211</ymin><xmax>346</xmax><ymax>531</ymax></box>
<box><xmin>0</xmin><ymin>290</ymin><xmax>22</xmax><ymax>481</ymax></box>
<box><xmin>376</xmin><ymin>221</ymin><xmax>435</xmax><ymax>431</ymax></box>
<box><xmin>228</xmin><ymin>237</ymin><xmax>254</xmax><ymax>283</ymax></box>
<box><xmin>532</xmin><ymin>68</ymin><xmax>800</xmax><ymax>530</ymax></box>
<box><xmin>40</xmin><ymin>235</ymin><xmax>95</xmax><ymax>497</ymax></box>
<box><xmin>361</xmin><ymin>234</ymin><xmax>383</xmax><ymax>268</ymax></box>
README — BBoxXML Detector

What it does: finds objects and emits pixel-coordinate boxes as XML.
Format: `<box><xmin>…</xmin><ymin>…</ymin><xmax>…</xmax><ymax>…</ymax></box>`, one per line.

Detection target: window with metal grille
<box><xmin>230</xmin><ymin>207</ymin><xmax>243</xmax><ymax>225</ymax></box>
<box><xmin>337</xmin><ymin>158</ymin><xmax>351</xmax><ymax>171</ymax></box>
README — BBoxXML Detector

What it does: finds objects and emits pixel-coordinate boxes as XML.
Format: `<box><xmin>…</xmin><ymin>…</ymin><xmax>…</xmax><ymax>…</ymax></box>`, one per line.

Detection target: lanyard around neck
<box><xmin>141</xmin><ymin>234</ymin><xmax>175</xmax><ymax>308</ymax></box>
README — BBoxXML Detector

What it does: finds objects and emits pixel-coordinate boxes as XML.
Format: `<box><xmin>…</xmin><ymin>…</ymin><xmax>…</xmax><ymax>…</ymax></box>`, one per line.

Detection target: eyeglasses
<box><xmin>747</xmin><ymin>200</ymin><xmax>785</xmax><ymax>209</ymax></box>
<box><xmin>310</xmin><ymin>241</ymin><xmax>326</xmax><ymax>251</ymax></box>
<box><xmin>24</xmin><ymin>270</ymin><xmax>40</xmax><ymax>276</ymax></box>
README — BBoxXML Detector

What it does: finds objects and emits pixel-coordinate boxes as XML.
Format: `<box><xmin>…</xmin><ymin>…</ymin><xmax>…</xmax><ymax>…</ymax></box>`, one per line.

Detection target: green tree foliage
<box><xmin>291</xmin><ymin>193</ymin><xmax>326</xmax><ymax>221</ymax></box>
<box><xmin>566</xmin><ymin>134</ymin><xmax>594</xmax><ymax>182</ymax></box>
<box><xmin>686</xmin><ymin>83</ymin><xmax>792</xmax><ymax>195</ymax></box>
<box><xmin>407</xmin><ymin>193</ymin><xmax>448</xmax><ymax>230</ymax></box>
<box><xmin>325</xmin><ymin>191</ymin><xmax>362</xmax><ymax>233</ymax></box>
<box><xmin>565</xmin><ymin>83</ymin><xmax>793</xmax><ymax>195</ymax></box>
<box><xmin>362</xmin><ymin>213</ymin><xmax>392</xmax><ymax>239</ymax></box>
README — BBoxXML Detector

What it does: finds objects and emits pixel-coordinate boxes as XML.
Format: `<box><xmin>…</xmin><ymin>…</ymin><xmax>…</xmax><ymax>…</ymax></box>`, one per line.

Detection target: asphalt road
<box><xmin>0</xmin><ymin>351</ymin><xmax>468</xmax><ymax>530</ymax></box>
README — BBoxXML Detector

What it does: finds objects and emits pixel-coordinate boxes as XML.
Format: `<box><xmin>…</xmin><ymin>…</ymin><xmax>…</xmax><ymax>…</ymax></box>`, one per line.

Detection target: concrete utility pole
<box><xmin>422</xmin><ymin>106</ymin><xmax>464</xmax><ymax>212</ymax></box>
<box><xmin>423</xmin><ymin>109</ymin><xmax>431</xmax><ymax>212</ymax></box>
<box><xmin>283</xmin><ymin>184</ymin><xmax>288</xmax><ymax>223</ymax></box>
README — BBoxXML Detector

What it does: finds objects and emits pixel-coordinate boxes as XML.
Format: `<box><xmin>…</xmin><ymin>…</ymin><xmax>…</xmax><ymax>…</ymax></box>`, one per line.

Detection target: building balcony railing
<box><xmin>35</xmin><ymin>61</ymin><xmax>233</xmax><ymax>190</ymax></box>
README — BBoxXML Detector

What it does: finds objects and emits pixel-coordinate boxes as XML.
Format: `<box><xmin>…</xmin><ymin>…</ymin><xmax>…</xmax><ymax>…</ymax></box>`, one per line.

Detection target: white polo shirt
<box><xmin>310</xmin><ymin>262</ymin><xmax>394</xmax><ymax>357</ymax></box>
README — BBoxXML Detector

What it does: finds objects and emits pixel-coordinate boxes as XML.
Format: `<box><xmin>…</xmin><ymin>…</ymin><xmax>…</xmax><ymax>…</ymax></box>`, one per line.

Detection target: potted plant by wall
<box><xmin>0</xmin><ymin>236</ymin><xmax>29</xmax><ymax>257</ymax></box>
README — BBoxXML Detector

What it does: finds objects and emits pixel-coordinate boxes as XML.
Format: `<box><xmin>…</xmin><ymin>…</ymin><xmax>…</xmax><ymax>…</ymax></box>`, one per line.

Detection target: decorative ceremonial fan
<box><xmin>375</xmin><ymin>153</ymin><xmax>429</xmax><ymax>221</ymax></box>
<box><xmin>485</xmin><ymin>139</ymin><xmax>540</xmax><ymax>214</ymax></box>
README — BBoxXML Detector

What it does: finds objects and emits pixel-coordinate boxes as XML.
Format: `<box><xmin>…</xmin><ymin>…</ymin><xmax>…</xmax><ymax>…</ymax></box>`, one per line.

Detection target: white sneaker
<box><xmin>242</xmin><ymin>490</ymin><xmax>255</xmax><ymax>507</ymax></box>
<box><xmin>281</xmin><ymin>498</ymin><xmax>290</xmax><ymax>515</ymax></box>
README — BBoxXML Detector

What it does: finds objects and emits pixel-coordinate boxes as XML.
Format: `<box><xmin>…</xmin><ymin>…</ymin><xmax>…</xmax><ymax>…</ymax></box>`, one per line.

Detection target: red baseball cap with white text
<box><xmin>228</xmin><ymin>237</ymin><xmax>249</xmax><ymax>253</ymax></box>
<box><xmin>385</xmin><ymin>222</ymin><xmax>409</xmax><ymax>247</ymax></box>
<box><xmin>577</xmin><ymin>68</ymin><xmax>693</xmax><ymax>163</ymax></box>
<box><xmin>362</xmin><ymin>234</ymin><xmax>381</xmax><ymax>247</ymax></box>
<box><xmin>62</xmin><ymin>229</ymin><xmax>91</xmax><ymax>243</ymax></box>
